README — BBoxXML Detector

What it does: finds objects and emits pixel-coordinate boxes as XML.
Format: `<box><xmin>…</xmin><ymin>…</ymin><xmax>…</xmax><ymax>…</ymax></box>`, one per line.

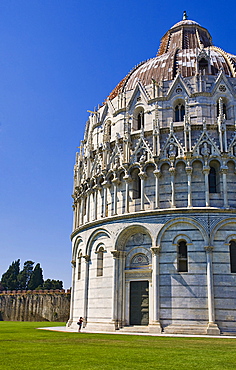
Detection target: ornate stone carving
<box><xmin>83</xmin><ymin>255</ymin><xmax>90</xmax><ymax>262</ymax></box>
<box><xmin>151</xmin><ymin>246</ymin><xmax>161</xmax><ymax>255</ymax></box>
<box><xmin>204</xmin><ymin>246</ymin><xmax>214</xmax><ymax>252</ymax></box>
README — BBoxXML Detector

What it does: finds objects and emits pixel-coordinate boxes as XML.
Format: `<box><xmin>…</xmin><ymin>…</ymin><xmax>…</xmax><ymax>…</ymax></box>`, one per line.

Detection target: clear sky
<box><xmin>0</xmin><ymin>1</ymin><xmax>235</xmax><ymax>289</ymax></box>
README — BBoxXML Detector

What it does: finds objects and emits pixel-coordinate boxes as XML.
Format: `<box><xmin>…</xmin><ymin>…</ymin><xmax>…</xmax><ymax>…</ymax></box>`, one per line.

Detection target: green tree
<box><xmin>1</xmin><ymin>259</ymin><xmax>20</xmax><ymax>290</ymax></box>
<box><xmin>43</xmin><ymin>279</ymin><xmax>63</xmax><ymax>290</ymax></box>
<box><xmin>28</xmin><ymin>263</ymin><xmax>44</xmax><ymax>290</ymax></box>
<box><xmin>17</xmin><ymin>261</ymin><xmax>34</xmax><ymax>290</ymax></box>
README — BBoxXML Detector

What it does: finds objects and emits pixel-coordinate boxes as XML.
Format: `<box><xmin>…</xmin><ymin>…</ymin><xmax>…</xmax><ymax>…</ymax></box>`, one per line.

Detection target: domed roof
<box><xmin>108</xmin><ymin>15</ymin><xmax>236</xmax><ymax>101</ymax></box>
<box><xmin>170</xmin><ymin>19</ymin><xmax>200</xmax><ymax>28</ymax></box>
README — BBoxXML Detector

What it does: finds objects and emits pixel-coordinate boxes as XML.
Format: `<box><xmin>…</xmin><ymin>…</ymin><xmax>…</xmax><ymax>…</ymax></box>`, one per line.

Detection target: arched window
<box><xmin>209</xmin><ymin>163</ymin><xmax>220</xmax><ymax>193</ymax></box>
<box><xmin>177</xmin><ymin>241</ymin><xmax>188</xmax><ymax>272</ymax></box>
<box><xmin>133</xmin><ymin>109</ymin><xmax>144</xmax><ymax>130</ymax></box>
<box><xmin>175</xmin><ymin>104</ymin><xmax>185</xmax><ymax>122</ymax></box>
<box><xmin>108</xmin><ymin>124</ymin><xmax>111</xmax><ymax>137</ymax></box>
<box><xmin>137</xmin><ymin>112</ymin><xmax>143</xmax><ymax>130</ymax></box>
<box><xmin>96</xmin><ymin>246</ymin><xmax>104</xmax><ymax>277</ymax></box>
<box><xmin>132</xmin><ymin>170</ymin><xmax>141</xmax><ymax>199</ymax></box>
<box><xmin>209</xmin><ymin>167</ymin><xmax>217</xmax><ymax>193</ymax></box>
<box><xmin>199</xmin><ymin>58</ymin><xmax>208</xmax><ymax>75</ymax></box>
<box><xmin>230</xmin><ymin>240</ymin><xmax>236</xmax><ymax>273</ymax></box>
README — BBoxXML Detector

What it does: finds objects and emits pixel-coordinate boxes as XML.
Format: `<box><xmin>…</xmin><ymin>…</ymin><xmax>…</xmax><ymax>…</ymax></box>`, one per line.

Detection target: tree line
<box><xmin>0</xmin><ymin>260</ymin><xmax>63</xmax><ymax>291</ymax></box>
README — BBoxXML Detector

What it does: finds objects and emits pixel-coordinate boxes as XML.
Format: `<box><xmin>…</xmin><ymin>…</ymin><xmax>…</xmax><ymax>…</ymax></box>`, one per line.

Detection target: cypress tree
<box><xmin>1</xmin><ymin>259</ymin><xmax>20</xmax><ymax>290</ymax></box>
<box><xmin>28</xmin><ymin>263</ymin><xmax>44</xmax><ymax>290</ymax></box>
<box><xmin>17</xmin><ymin>261</ymin><xmax>34</xmax><ymax>290</ymax></box>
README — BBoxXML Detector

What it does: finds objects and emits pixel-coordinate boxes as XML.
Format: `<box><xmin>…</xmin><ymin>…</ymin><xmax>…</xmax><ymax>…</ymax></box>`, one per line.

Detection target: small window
<box><xmin>209</xmin><ymin>167</ymin><xmax>217</xmax><ymax>193</ymax></box>
<box><xmin>230</xmin><ymin>241</ymin><xmax>236</xmax><ymax>273</ymax></box>
<box><xmin>133</xmin><ymin>109</ymin><xmax>144</xmax><ymax>130</ymax></box>
<box><xmin>177</xmin><ymin>241</ymin><xmax>188</xmax><ymax>272</ymax></box>
<box><xmin>175</xmin><ymin>104</ymin><xmax>185</xmax><ymax>122</ymax></box>
<box><xmin>132</xmin><ymin>170</ymin><xmax>141</xmax><ymax>199</ymax></box>
<box><xmin>107</xmin><ymin>124</ymin><xmax>111</xmax><ymax>138</ymax></box>
<box><xmin>199</xmin><ymin>58</ymin><xmax>208</xmax><ymax>75</ymax></box>
<box><xmin>209</xmin><ymin>163</ymin><xmax>220</xmax><ymax>193</ymax></box>
<box><xmin>138</xmin><ymin>113</ymin><xmax>142</xmax><ymax>130</ymax></box>
<box><xmin>97</xmin><ymin>247</ymin><xmax>104</xmax><ymax>277</ymax></box>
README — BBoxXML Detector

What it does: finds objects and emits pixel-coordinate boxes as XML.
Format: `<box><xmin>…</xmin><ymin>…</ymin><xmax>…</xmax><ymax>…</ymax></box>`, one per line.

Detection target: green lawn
<box><xmin>0</xmin><ymin>322</ymin><xmax>236</xmax><ymax>370</ymax></box>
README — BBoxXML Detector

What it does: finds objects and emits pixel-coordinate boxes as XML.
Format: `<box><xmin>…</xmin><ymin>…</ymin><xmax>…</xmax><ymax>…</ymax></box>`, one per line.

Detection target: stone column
<box><xmin>184</xmin><ymin>128</ymin><xmax>188</xmax><ymax>151</ymax></box>
<box><xmin>139</xmin><ymin>171</ymin><xmax>146</xmax><ymax>211</ymax></box>
<box><xmin>112</xmin><ymin>177</ymin><xmax>119</xmax><ymax>215</ymax></box>
<box><xmin>149</xmin><ymin>246</ymin><xmax>162</xmax><ymax>333</ymax></box>
<box><xmin>67</xmin><ymin>260</ymin><xmax>76</xmax><ymax>327</ymax></box>
<box><xmin>117</xmin><ymin>251</ymin><xmax>126</xmax><ymax>327</ymax></box>
<box><xmin>169</xmin><ymin>167</ymin><xmax>176</xmax><ymax>208</ymax></box>
<box><xmin>224</xmin><ymin>128</ymin><xmax>227</xmax><ymax>152</ymax></box>
<box><xmin>110</xmin><ymin>250</ymin><xmax>120</xmax><ymax>329</ymax></box>
<box><xmin>102</xmin><ymin>181</ymin><xmax>108</xmax><ymax>217</ymax></box>
<box><xmin>203</xmin><ymin>166</ymin><xmax>210</xmax><ymax>207</ymax></box>
<box><xmin>76</xmin><ymin>199</ymin><xmax>81</xmax><ymax>227</ymax></box>
<box><xmin>154</xmin><ymin>170</ymin><xmax>161</xmax><ymax>209</ymax></box>
<box><xmin>72</xmin><ymin>204</ymin><xmax>76</xmax><ymax>230</ymax></box>
<box><xmin>83</xmin><ymin>255</ymin><xmax>90</xmax><ymax>327</ymax></box>
<box><xmin>80</xmin><ymin>196</ymin><xmax>85</xmax><ymax>225</ymax></box>
<box><xmin>93</xmin><ymin>185</ymin><xmax>98</xmax><ymax>220</ymax></box>
<box><xmin>186</xmin><ymin>166</ymin><xmax>192</xmax><ymax>208</ymax></box>
<box><xmin>98</xmin><ymin>186</ymin><xmax>103</xmax><ymax>218</ymax></box>
<box><xmin>86</xmin><ymin>191</ymin><xmax>91</xmax><ymax>223</ymax></box>
<box><xmin>124</xmin><ymin>175</ymin><xmax>131</xmax><ymax>213</ymax></box>
<box><xmin>204</xmin><ymin>246</ymin><xmax>220</xmax><ymax>335</ymax></box>
<box><xmin>221</xmin><ymin>166</ymin><xmax>228</xmax><ymax>208</ymax></box>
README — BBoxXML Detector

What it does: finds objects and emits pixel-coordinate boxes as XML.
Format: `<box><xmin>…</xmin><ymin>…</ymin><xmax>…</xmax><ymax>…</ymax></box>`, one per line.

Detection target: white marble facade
<box><xmin>67</xmin><ymin>16</ymin><xmax>236</xmax><ymax>335</ymax></box>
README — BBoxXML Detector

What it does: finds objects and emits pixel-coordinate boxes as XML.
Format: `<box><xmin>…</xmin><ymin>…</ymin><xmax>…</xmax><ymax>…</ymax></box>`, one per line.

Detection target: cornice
<box><xmin>70</xmin><ymin>207</ymin><xmax>236</xmax><ymax>240</ymax></box>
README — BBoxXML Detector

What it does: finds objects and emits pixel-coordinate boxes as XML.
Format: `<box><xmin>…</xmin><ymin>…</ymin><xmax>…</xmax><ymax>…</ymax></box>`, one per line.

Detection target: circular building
<box><xmin>67</xmin><ymin>15</ymin><xmax>236</xmax><ymax>335</ymax></box>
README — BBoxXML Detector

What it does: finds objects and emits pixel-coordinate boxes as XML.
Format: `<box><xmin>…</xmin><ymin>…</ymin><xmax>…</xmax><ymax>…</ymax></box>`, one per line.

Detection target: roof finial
<box><xmin>183</xmin><ymin>11</ymin><xmax>188</xmax><ymax>20</ymax></box>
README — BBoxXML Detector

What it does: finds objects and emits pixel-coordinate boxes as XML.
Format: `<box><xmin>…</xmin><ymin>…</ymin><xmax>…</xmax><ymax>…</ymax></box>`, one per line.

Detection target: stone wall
<box><xmin>0</xmin><ymin>290</ymin><xmax>71</xmax><ymax>322</ymax></box>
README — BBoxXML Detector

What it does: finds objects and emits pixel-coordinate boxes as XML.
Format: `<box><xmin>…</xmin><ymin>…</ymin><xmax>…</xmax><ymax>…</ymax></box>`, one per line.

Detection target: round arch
<box><xmin>156</xmin><ymin>217</ymin><xmax>208</xmax><ymax>247</ymax></box>
<box><xmin>85</xmin><ymin>227</ymin><xmax>112</xmax><ymax>256</ymax></box>
<box><xmin>72</xmin><ymin>236</ymin><xmax>84</xmax><ymax>261</ymax></box>
<box><xmin>210</xmin><ymin>217</ymin><xmax>236</xmax><ymax>245</ymax></box>
<box><xmin>172</xmin><ymin>233</ymin><xmax>193</xmax><ymax>246</ymax></box>
<box><xmin>115</xmin><ymin>224</ymin><xmax>154</xmax><ymax>251</ymax></box>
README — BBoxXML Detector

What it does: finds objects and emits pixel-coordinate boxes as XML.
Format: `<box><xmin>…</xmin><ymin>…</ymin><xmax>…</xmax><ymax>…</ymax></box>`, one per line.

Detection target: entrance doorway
<box><xmin>130</xmin><ymin>281</ymin><xmax>149</xmax><ymax>325</ymax></box>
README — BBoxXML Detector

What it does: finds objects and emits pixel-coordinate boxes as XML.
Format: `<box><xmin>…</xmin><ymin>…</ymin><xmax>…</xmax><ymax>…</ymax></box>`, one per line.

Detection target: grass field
<box><xmin>0</xmin><ymin>322</ymin><xmax>236</xmax><ymax>369</ymax></box>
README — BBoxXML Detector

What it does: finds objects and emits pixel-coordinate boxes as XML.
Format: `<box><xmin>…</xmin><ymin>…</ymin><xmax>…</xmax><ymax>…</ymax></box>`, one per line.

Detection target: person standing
<box><xmin>77</xmin><ymin>317</ymin><xmax>83</xmax><ymax>332</ymax></box>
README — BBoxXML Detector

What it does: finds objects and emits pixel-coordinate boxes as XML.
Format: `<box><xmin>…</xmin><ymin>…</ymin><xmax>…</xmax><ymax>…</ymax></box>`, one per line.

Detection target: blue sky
<box><xmin>0</xmin><ymin>1</ymin><xmax>235</xmax><ymax>289</ymax></box>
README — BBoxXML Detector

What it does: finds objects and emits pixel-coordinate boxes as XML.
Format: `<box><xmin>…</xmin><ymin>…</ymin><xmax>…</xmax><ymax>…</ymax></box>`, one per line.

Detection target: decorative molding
<box><xmin>83</xmin><ymin>255</ymin><xmax>90</xmax><ymax>262</ymax></box>
<box><xmin>204</xmin><ymin>246</ymin><xmax>214</xmax><ymax>252</ymax></box>
<box><xmin>151</xmin><ymin>246</ymin><xmax>161</xmax><ymax>255</ymax></box>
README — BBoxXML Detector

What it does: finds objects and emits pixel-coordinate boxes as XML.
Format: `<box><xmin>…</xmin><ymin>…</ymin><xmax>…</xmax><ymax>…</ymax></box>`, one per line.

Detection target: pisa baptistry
<box><xmin>67</xmin><ymin>15</ymin><xmax>236</xmax><ymax>335</ymax></box>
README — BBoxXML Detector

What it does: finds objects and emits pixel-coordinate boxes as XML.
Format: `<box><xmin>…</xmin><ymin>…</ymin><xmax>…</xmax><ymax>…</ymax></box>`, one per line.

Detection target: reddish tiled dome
<box><xmin>108</xmin><ymin>18</ymin><xmax>236</xmax><ymax>100</ymax></box>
